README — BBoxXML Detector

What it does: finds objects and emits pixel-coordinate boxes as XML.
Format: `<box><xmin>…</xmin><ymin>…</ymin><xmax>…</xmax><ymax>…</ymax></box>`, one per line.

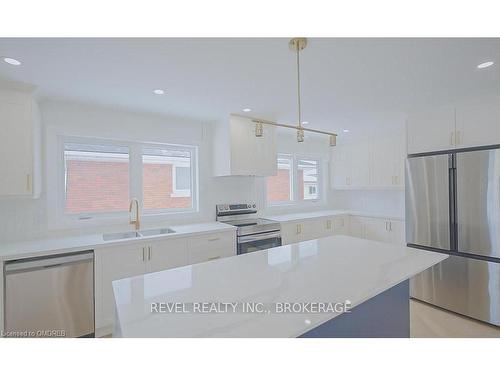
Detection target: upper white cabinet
<box><xmin>213</xmin><ymin>115</ymin><xmax>277</xmax><ymax>176</ymax></box>
<box><xmin>0</xmin><ymin>86</ymin><xmax>41</xmax><ymax>198</ymax></box>
<box><xmin>406</xmin><ymin>105</ymin><xmax>455</xmax><ymax>154</ymax></box>
<box><xmin>455</xmin><ymin>95</ymin><xmax>500</xmax><ymax>148</ymax></box>
<box><xmin>407</xmin><ymin>95</ymin><xmax>500</xmax><ymax>154</ymax></box>
<box><xmin>330</xmin><ymin>127</ymin><xmax>405</xmax><ymax>190</ymax></box>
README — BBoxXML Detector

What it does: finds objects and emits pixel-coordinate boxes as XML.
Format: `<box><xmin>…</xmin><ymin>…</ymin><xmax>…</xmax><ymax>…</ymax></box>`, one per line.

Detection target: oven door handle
<box><xmin>238</xmin><ymin>232</ymin><xmax>281</xmax><ymax>244</ymax></box>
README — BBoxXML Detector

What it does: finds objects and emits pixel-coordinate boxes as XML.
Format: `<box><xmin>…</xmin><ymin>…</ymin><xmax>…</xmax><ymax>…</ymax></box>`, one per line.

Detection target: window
<box><xmin>298</xmin><ymin>159</ymin><xmax>319</xmax><ymax>200</ymax></box>
<box><xmin>61</xmin><ymin>138</ymin><xmax>197</xmax><ymax>220</ymax></box>
<box><xmin>266</xmin><ymin>155</ymin><xmax>293</xmax><ymax>204</ymax></box>
<box><xmin>266</xmin><ymin>155</ymin><xmax>321</xmax><ymax>205</ymax></box>
<box><xmin>64</xmin><ymin>143</ymin><xmax>130</xmax><ymax>214</ymax></box>
<box><xmin>142</xmin><ymin>147</ymin><xmax>193</xmax><ymax>210</ymax></box>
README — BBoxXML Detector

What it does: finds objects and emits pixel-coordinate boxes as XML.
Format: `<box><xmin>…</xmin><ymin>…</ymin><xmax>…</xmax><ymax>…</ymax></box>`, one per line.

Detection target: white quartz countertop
<box><xmin>113</xmin><ymin>235</ymin><xmax>447</xmax><ymax>338</ymax></box>
<box><xmin>263</xmin><ymin>210</ymin><xmax>404</xmax><ymax>223</ymax></box>
<box><xmin>0</xmin><ymin>222</ymin><xmax>236</xmax><ymax>261</ymax></box>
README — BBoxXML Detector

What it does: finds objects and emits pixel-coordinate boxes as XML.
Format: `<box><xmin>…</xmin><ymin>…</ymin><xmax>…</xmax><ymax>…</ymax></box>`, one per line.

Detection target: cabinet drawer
<box><xmin>188</xmin><ymin>232</ymin><xmax>235</xmax><ymax>264</ymax></box>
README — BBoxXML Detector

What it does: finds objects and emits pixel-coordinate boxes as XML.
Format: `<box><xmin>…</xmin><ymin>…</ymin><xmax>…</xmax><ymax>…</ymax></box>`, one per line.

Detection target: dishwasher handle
<box><xmin>4</xmin><ymin>251</ymin><xmax>93</xmax><ymax>274</ymax></box>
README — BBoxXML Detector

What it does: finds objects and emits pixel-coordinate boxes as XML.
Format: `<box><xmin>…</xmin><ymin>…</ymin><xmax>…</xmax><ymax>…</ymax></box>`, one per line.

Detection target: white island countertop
<box><xmin>113</xmin><ymin>235</ymin><xmax>447</xmax><ymax>338</ymax></box>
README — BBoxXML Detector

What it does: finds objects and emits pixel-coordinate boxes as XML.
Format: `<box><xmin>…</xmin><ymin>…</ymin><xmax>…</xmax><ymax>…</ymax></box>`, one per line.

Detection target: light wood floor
<box><xmin>410</xmin><ymin>299</ymin><xmax>500</xmax><ymax>338</ymax></box>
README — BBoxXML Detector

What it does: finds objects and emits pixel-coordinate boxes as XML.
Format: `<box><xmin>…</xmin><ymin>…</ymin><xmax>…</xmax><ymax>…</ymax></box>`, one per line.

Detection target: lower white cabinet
<box><xmin>95</xmin><ymin>230</ymin><xmax>236</xmax><ymax>336</ymax></box>
<box><xmin>281</xmin><ymin>215</ymin><xmax>404</xmax><ymax>247</ymax></box>
<box><xmin>349</xmin><ymin>216</ymin><xmax>405</xmax><ymax>245</ymax></box>
<box><xmin>188</xmin><ymin>233</ymin><xmax>236</xmax><ymax>264</ymax></box>
<box><xmin>281</xmin><ymin>215</ymin><xmax>349</xmax><ymax>245</ymax></box>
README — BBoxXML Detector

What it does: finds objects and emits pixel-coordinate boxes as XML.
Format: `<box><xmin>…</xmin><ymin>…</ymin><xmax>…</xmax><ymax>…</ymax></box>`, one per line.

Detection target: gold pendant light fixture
<box><xmin>233</xmin><ymin>38</ymin><xmax>337</xmax><ymax>146</ymax></box>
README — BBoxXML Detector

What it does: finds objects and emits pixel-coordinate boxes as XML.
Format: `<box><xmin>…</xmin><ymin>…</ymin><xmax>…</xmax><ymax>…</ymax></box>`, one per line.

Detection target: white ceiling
<box><xmin>1</xmin><ymin>38</ymin><xmax>500</xmax><ymax>132</ymax></box>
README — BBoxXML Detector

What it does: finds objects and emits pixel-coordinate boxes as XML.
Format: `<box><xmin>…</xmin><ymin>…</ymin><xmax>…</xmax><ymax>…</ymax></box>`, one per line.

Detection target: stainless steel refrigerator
<box><xmin>406</xmin><ymin>147</ymin><xmax>500</xmax><ymax>326</ymax></box>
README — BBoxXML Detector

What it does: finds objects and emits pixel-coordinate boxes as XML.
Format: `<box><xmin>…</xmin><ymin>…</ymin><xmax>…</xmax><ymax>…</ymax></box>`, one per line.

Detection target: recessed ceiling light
<box><xmin>153</xmin><ymin>89</ymin><xmax>165</xmax><ymax>95</ymax></box>
<box><xmin>477</xmin><ymin>61</ymin><xmax>494</xmax><ymax>69</ymax></box>
<box><xmin>242</xmin><ymin>108</ymin><xmax>252</xmax><ymax>112</ymax></box>
<box><xmin>343</xmin><ymin>129</ymin><xmax>350</xmax><ymax>133</ymax></box>
<box><xmin>3</xmin><ymin>57</ymin><xmax>21</xmax><ymax>66</ymax></box>
<box><xmin>301</xmin><ymin>121</ymin><xmax>309</xmax><ymax>125</ymax></box>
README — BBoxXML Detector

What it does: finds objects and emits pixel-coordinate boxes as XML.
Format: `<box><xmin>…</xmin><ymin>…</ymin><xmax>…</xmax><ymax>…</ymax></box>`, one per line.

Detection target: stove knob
<box><xmin>224</xmin><ymin>205</ymin><xmax>229</xmax><ymax>211</ymax></box>
<box><xmin>247</xmin><ymin>204</ymin><xmax>251</xmax><ymax>208</ymax></box>
<box><xmin>253</xmin><ymin>204</ymin><xmax>256</xmax><ymax>208</ymax></box>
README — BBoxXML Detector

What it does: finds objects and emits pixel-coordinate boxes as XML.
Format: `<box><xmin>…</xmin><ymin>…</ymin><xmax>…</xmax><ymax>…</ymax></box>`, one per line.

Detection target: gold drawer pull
<box><xmin>208</xmin><ymin>256</ymin><xmax>221</xmax><ymax>261</ymax></box>
<box><xmin>207</xmin><ymin>238</ymin><xmax>220</xmax><ymax>242</ymax></box>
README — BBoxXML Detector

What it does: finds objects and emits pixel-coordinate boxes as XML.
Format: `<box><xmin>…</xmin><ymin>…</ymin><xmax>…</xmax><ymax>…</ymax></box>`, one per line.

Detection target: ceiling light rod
<box><xmin>231</xmin><ymin>113</ymin><xmax>338</xmax><ymax>137</ymax></box>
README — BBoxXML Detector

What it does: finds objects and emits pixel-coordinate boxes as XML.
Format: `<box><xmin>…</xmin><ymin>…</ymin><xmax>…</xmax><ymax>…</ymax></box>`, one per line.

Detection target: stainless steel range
<box><xmin>216</xmin><ymin>203</ymin><xmax>281</xmax><ymax>255</ymax></box>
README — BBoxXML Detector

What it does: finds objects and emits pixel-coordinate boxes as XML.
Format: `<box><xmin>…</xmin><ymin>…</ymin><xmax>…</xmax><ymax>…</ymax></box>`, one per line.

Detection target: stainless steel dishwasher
<box><xmin>4</xmin><ymin>251</ymin><xmax>94</xmax><ymax>338</ymax></box>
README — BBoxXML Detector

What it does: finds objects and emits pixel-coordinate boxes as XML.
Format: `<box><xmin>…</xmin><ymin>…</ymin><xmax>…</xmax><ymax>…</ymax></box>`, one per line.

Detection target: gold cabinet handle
<box><xmin>450</xmin><ymin>131</ymin><xmax>455</xmax><ymax>146</ymax></box>
<box><xmin>142</xmin><ymin>247</ymin><xmax>146</xmax><ymax>261</ymax></box>
<box><xmin>148</xmin><ymin>245</ymin><xmax>152</xmax><ymax>261</ymax></box>
<box><xmin>208</xmin><ymin>256</ymin><xmax>221</xmax><ymax>261</ymax></box>
<box><xmin>207</xmin><ymin>238</ymin><xmax>220</xmax><ymax>242</ymax></box>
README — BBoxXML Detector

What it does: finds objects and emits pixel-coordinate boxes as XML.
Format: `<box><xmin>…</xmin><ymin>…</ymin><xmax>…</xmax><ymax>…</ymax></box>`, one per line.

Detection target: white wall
<box><xmin>0</xmin><ymin>100</ymin><xmax>332</xmax><ymax>243</ymax></box>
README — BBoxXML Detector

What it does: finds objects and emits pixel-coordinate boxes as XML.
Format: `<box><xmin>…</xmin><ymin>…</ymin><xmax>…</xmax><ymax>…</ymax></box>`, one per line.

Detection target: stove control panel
<box><xmin>216</xmin><ymin>203</ymin><xmax>257</xmax><ymax>217</ymax></box>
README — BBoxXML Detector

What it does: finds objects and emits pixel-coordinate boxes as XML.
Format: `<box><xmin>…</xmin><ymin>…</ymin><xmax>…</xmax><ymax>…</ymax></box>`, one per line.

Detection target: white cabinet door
<box><xmin>456</xmin><ymin>95</ymin><xmax>500</xmax><ymax>148</ymax></box>
<box><xmin>333</xmin><ymin>215</ymin><xmax>349</xmax><ymax>235</ymax></box>
<box><xmin>350</xmin><ymin>140</ymin><xmax>371</xmax><ymax>187</ymax></box>
<box><xmin>371</xmin><ymin>130</ymin><xmax>406</xmax><ymax>188</ymax></box>
<box><xmin>349</xmin><ymin>216</ymin><xmax>365</xmax><ymax>238</ymax></box>
<box><xmin>388</xmin><ymin>220</ymin><xmax>405</xmax><ymax>245</ymax></box>
<box><xmin>364</xmin><ymin>217</ymin><xmax>391</xmax><ymax>242</ymax></box>
<box><xmin>299</xmin><ymin>218</ymin><xmax>325</xmax><ymax>241</ymax></box>
<box><xmin>330</xmin><ymin>140</ymin><xmax>370</xmax><ymax>189</ymax></box>
<box><xmin>95</xmin><ymin>244</ymin><xmax>147</xmax><ymax>334</ymax></box>
<box><xmin>217</xmin><ymin>115</ymin><xmax>277</xmax><ymax>177</ymax></box>
<box><xmin>188</xmin><ymin>232</ymin><xmax>236</xmax><ymax>264</ymax></box>
<box><xmin>147</xmin><ymin>238</ymin><xmax>189</xmax><ymax>273</ymax></box>
<box><xmin>330</xmin><ymin>144</ymin><xmax>351</xmax><ymax>189</ymax></box>
<box><xmin>407</xmin><ymin>105</ymin><xmax>455</xmax><ymax>154</ymax></box>
<box><xmin>0</xmin><ymin>97</ymin><xmax>34</xmax><ymax>196</ymax></box>
<box><xmin>281</xmin><ymin>222</ymin><xmax>299</xmax><ymax>245</ymax></box>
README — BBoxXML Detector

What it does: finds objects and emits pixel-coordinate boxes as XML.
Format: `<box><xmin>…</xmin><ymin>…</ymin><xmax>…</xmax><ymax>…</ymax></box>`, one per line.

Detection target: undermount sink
<box><xmin>103</xmin><ymin>231</ymin><xmax>142</xmax><ymax>241</ymax></box>
<box><xmin>102</xmin><ymin>228</ymin><xmax>176</xmax><ymax>241</ymax></box>
<box><xmin>139</xmin><ymin>228</ymin><xmax>176</xmax><ymax>237</ymax></box>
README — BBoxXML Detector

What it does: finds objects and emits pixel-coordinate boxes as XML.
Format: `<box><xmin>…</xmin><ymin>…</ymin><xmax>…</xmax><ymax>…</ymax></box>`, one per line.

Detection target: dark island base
<box><xmin>300</xmin><ymin>280</ymin><xmax>410</xmax><ymax>338</ymax></box>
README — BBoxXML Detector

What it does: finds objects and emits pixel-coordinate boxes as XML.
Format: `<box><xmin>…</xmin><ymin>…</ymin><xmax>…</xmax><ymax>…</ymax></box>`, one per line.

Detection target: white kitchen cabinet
<box><xmin>213</xmin><ymin>115</ymin><xmax>277</xmax><ymax>176</ymax></box>
<box><xmin>455</xmin><ymin>95</ymin><xmax>500</xmax><ymax>148</ymax></box>
<box><xmin>333</xmin><ymin>215</ymin><xmax>349</xmax><ymax>235</ymax></box>
<box><xmin>348</xmin><ymin>216</ymin><xmax>404</xmax><ymax>244</ymax></box>
<box><xmin>188</xmin><ymin>232</ymin><xmax>236</xmax><ymax>264</ymax></box>
<box><xmin>95</xmin><ymin>243</ymin><xmax>147</xmax><ymax>334</ymax></box>
<box><xmin>406</xmin><ymin>105</ymin><xmax>456</xmax><ymax>154</ymax></box>
<box><xmin>280</xmin><ymin>222</ymin><xmax>300</xmax><ymax>245</ymax></box>
<box><xmin>95</xmin><ymin>230</ymin><xmax>236</xmax><ymax>336</ymax></box>
<box><xmin>371</xmin><ymin>129</ymin><xmax>405</xmax><ymax>189</ymax></box>
<box><xmin>330</xmin><ymin>139</ymin><xmax>371</xmax><ymax>189</ymax></box>
<box><xmin>330</xmin><ymin>129</ymin><xmax>404</xmax><ymax>190</ymax></box>
<box><xmin>146</xmin><ymin>238</ymin><xmax>189</xmax><ymax>273</ymax></box>
<box><xmin>0</xmin><ymin>86</ymin><xmax>41</xmax><ymax>198</ymax></box>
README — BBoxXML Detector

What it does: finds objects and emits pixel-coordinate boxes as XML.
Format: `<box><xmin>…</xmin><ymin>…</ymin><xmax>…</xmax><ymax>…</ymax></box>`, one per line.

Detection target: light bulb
<box><xmin>329</xmin><ymin>134</ymin><xmax>337</xmax><ymax>146</ymax></box>
<box><xmin>297</xmin><ymin>129</ymin><xmax>305</xmax><ymax>143</ymax></box>
<box><xmin>255</xmin><ymin>122</ymin><xmax>263</xmax><ymax>137</ymax></box>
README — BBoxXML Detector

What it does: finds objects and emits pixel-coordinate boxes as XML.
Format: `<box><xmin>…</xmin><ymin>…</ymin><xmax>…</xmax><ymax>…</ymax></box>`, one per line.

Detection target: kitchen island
<box><xmin>112</xmin><ymin>235</ymin><xmax>447</xmax><ymax>338</ymax></box>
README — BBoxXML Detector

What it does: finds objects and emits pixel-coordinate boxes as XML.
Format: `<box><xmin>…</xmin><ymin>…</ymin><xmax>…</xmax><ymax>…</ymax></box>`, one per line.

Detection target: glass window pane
<box><xmin>267</xmin><ymin>156</ymin><xmax>293</xmax><ymax>203</ymax></box>
<box><xmin>64</xmin><ymin>143</ymin><xmax>130</xmax><ymax>214</ymax></box>
<box><xmin>298</xmin><ymin>159</ymin><xmax>319</xmax><ymax>200</ymax></box>
<box><xmin>143</xmin><ymin>147</ymin><xmax>193</xmax><ymax>210</ymax></box>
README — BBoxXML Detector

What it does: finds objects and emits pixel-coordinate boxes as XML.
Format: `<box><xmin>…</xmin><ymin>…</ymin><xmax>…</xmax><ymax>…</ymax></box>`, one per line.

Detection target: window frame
<box><xmin>266</xmin><ymin>153</ymin><xmax>324</xmax><ymax>207</ymax></box>
<box><xmin>57</xmin><ymin>135</ymin><xmax>199</xmax><ymax>224</ymax></box>
<box><xmin>140</xmin><ymin>142</ymin><xmax>198</xmax><ymax>215</ymax></box>
<box><xmin>266</xmin><ymin>153</ymin><xmax>294</xmax><ymax>206</ymax></box>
